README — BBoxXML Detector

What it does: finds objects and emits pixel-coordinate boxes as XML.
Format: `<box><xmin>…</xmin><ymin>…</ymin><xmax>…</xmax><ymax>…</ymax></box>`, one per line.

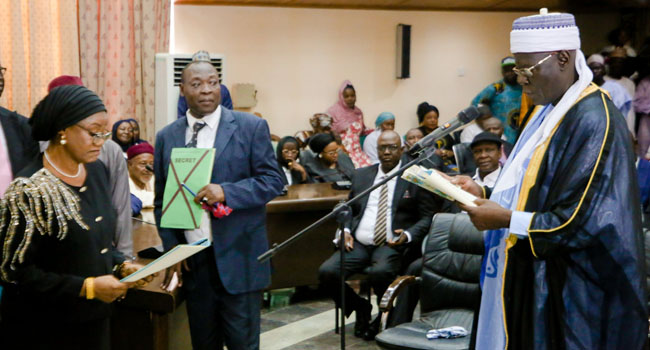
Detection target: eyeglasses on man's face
<box><xmin>75</xmin><ymin>124</ymin><xmax>112</xmax><ymax>145</ymax></box>
<box><xmin>378</xmin><ymin>144</ymin><xmax>400</xmax><ymax>152</ymax></box>
<box><xmin>512</xmin><ymin>53</ymin><xmax>556</xmax><ymax>79</ymax></box>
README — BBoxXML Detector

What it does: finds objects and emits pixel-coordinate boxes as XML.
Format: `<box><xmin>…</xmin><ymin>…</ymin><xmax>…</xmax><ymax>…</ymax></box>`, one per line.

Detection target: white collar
<box><xmin>186</xmin><ymin>105</ymin><xmax>221</xmax><ymax>131</ymax></box>
<box><xmin>474</xmin><ymin>166</ymin><xmax>501</xmax><ymax>182</ymax></box>
<box><xmin>377</xmin><ymin>161</ymin><xmax>402</xmax><ymax>179</ymax></box>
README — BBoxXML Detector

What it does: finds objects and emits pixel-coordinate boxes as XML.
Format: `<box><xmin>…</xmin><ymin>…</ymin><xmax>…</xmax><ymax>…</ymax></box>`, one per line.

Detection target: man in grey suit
<box><xmin>154</xmin><ymin>60</ymin><xmax>284</xmax><ymax>350</ymax></box>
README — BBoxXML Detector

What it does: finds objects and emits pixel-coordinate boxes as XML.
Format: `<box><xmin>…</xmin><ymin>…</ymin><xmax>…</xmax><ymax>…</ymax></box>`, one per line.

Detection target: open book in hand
<box><xmin>401</xmin><ymin>165</ymin><xmax>477</xmax><ymax>207</ymax></box>
<box><xmin>120</xmin><ymin>238</ymin><xmax>211</xmax><ymax>283</ymax></box>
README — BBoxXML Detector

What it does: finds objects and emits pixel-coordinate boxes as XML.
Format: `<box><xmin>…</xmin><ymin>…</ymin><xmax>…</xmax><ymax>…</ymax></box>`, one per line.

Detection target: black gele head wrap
<box><xmin>29</xmin><ymin>85</ymin><xmax>107</xmax><ymax>141</ymax></box>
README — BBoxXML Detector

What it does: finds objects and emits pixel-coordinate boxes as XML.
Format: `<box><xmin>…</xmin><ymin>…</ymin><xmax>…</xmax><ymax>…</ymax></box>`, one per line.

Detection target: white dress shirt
<box><xmin>0</xmin><ymin>123</ymin><xmax>13</xmax><ymax>198</ymax></box>
<box><xmin>349</xmin><ymin>162</ymin><xmax>412</xmax><ymax>246</ymax></box>
<box><xmin>282</xmin><ymin>166</ymin><xmax>293</xmax><ymax>185</ymax></box>
<box><xmin>184</xmin><ymin>106</ymin><xmax>221</xmax><ymax>243</ymax></box>
<box><xmin>472</xmin><ymin>166</ymin><xmax>501</xmax><ymax>188</ymax></box>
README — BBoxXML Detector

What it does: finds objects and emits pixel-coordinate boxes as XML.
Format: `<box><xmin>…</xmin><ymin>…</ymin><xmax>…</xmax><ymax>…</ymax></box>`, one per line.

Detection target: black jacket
<box><xmin>0</xmin><ymin>106</ymin><xmax>39</xmax><ymax>176</ymax></box>
<box><xmin>347</xmin><ymin>162</ymin><xmax>443</xmax><ymax>253</ymax></box>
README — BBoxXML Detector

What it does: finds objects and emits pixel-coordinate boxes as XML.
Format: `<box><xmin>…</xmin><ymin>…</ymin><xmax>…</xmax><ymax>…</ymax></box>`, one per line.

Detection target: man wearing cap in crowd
<box><xmin>127</xmin><ymin>143</ymin><xmax>155</xmax><ymax>224</ymax></box>
<box><xmin>587</xmin><ymin>53</ymin><xmax>634</xmax><ymax>131</ymax></box>
<box><xmin>470</xmin><ymin>131</ymin><xmax>502</xmax><ymax>187</ymax></box>
<box><xmin>471</xmin><ymin>56</ymin><xmax>522</xmax><ymax>143</ymax></box>
<box><xmin>363</xmin><ymin>112</ymin><xmax>396</xmax><ymax>164</ymax></box>
<box><xmin>454</xmin><ymin>9</ymin><xmax>647</xmax><ymax>349</ymax></box>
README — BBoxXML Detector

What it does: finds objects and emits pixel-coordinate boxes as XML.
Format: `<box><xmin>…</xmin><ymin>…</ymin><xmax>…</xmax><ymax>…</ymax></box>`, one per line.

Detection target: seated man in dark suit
<box><xmin>0</xmin><ymin>63</ymin><xmax>39</xmax><ymax>197</ymax></box>
<box><xmin>318</xmin><ymin>130</ymin><xmax>439</xmax><ymax>341</ymax></box>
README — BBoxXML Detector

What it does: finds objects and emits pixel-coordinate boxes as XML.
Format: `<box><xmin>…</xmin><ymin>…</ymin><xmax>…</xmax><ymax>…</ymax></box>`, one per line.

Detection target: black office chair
<box><xmin>375</xmin><ymin>213</ymin><xmax>483</xmax><ymax>350</ymax></box>
<box><xmin>452</xmin><ymin>143</ymin><xmax>476</xmax><ymax>176</ymax></box>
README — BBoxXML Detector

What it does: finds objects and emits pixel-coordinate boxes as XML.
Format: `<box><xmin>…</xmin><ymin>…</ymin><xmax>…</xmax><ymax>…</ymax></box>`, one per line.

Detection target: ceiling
<box><xmin>175</xmin><ymin>0</ymin><xmax>649</xmax><ymax>12</ymax></box>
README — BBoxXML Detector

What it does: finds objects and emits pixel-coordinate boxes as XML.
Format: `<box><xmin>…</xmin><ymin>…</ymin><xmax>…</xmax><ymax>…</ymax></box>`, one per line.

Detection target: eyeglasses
<box><xmin>281</xmin><ymin>149</ymin><xmax>299</xmax><ymax>155</ymax></box>
<box><xmin>378</xmin><ymin>145</ymin><xmax>400</xmax><ymax>152</ymax></box>
<box><xmin>0</xmin><ymin>67</ymin><xmax>6</xmax><ymax>77</ymax></box>
<box><xmin>74</xmin><ymin>124</ymin><xmax>112</xmax><ymax>145</ymax></box>
<box><xmin>512</xmin><ymin>53</ymin><xmax>555</xmax><ymax>79</ymax></box>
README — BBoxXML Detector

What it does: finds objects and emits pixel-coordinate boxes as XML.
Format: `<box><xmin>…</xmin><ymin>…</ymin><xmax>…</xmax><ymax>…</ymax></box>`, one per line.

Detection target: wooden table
<box><xmin>266</xmin><ymin>183</ymin><xmax>349</xmax><ymax>290</ymax></box>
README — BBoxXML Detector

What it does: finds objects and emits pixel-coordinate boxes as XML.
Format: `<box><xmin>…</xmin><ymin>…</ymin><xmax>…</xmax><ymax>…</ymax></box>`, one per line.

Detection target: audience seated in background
<box><xmin>402</xmin><ymin>128</ymin><xmax>423</xmax><ymax>152</ymax></box>
<box><xmin>112</xmin><ymin>119</ymin><xmax>134</xmax><ymax>157</ymax></box>
<box><xmin>470</xmin><ymin>131</ymin><xmax>502</xmax><ymax>187</ymax></box>
<box><xmin>294</xmin><ymin>113</ymin><xmax>342</xmax><ymax>149</ymax></box>
<box><xmin>363</xmin><ymin>112</ymin><xmax>396</xmax><ymax>164</ymax></box>
<box><xmin>635</xmin><ymin>71</ymin><xmax>650</xmax><ymax>157</ymax></box>
<box><xmin>471</xmin><ymin>56</ymin><xmax>522</xmax><ymax>143</ymax></box>
<box><xmin>460</xmin><ymin>109</ymin><xmax>496</xmax><ymax>143</ymax></box>
<box><xmin>127</xmin><ymin>143</ymin><xmax>155</xmax><ymax>223</ymax></box>
<box><xmin>302</xmin><ymin>133</ymin><xmax>355</xmax><ymax>183</ymax></box>
<box><xmin>276</xmin><ymin>136</ymin><xmax>310</xmax><ymax>185</ymax></box>
<box><xmin>415</xmin><ymin>102</ymin><xmax>456</xmax><ymax>166</ymax></box>
<box><xmin>605</xmin><ymin>47</ymin><xmax>636</xmax><ymax>133</ymax></box>
<box><xmin>482</xmin><ymin>117</ymin><xmax>513</xmax><ymax>163</ymax></box>
<box><xmin>127</xmin><ymin>118</ymin><xmax>148</xmax><ymax>145</ymax></box>
<box><xmin>327</xmin><ymin>80</ymin><xmax>372</xmax><ymax>168</ymax></box>
<box><xmin>588</xmin><ymin>54</ymin><xmax>633</xmax><ymax>121</ymax></box>
<box><xmin>318</xmin><ymin>131</ymin><xmax>440</xmax><ymax>341</ymax></box>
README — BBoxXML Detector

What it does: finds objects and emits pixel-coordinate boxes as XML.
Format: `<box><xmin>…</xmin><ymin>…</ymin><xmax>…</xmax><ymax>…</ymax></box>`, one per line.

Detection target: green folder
<box><xmin>161</xmin><ymin>148</ymin><xmax>215</xmax><ymax>229</ymax></box>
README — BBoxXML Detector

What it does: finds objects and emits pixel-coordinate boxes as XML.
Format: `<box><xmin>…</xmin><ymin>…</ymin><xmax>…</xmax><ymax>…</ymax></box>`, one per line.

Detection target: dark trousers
<box><xmin>184</xmin><ymin>249</ymin><xmax>262</xmax><ymax>350</ymax></box>
<box><xmin>388</xmin><ymin>258</ymin><xmax>422</xmax><ymax>327</ymax></box>
<box><xmin>318</xmin><ymin>241</ymin><xmax>402</xmax><ymax>316</ymax></box>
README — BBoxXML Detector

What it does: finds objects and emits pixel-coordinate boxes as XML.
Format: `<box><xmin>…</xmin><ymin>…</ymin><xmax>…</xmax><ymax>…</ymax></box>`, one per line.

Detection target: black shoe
<box><xmin>363</xmin><ymin>315</ymin><xmax>381</xmax><ymax>341</ymax></box>
<box><xmin>353</xmin><ymin>301</ymin><xmax>372</xmax><ymax>338</ymax></box>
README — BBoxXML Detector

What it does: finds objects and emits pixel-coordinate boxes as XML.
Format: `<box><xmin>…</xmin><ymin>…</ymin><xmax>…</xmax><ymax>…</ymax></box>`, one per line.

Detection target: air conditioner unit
<box><xmin>154</xmin><ymin>53</ymin><xmax>225</xmax><ymax>133</ymax></box>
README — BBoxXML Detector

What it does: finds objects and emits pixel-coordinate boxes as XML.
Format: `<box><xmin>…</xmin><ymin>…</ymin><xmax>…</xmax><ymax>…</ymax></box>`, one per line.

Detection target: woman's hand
<box><xmin>120</xmin><ymin>261</ymin><xmax>157</xmax><ymax>289</ymax></box>
<box><xmin>289</xmin><ymin>161</ymin><xmax>308</xmax><ymax>181</ymax></box>
<box><xmin>93</xmin><ymin>275</ymin><xmax>129</xmax><ymax>303</ymax></box>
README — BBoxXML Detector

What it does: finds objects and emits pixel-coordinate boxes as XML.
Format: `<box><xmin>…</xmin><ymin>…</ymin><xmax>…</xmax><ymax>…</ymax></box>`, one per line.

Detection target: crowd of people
<box><xmin>0</xmin><ymin>8</ymin><xmax>648</xmax><ymax>350</ymax></box>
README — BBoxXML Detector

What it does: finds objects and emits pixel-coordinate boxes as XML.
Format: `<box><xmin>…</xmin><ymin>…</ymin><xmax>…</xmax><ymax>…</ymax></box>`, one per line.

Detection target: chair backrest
<box><xmin>453</xmin><ymin>143</ymin><xmax>477</xmax><ymax>176</ymax></box>
<box><xmin>419</xmin><ymin>213</ymin><xmax>483</xmax><ymax>313</ymax></box>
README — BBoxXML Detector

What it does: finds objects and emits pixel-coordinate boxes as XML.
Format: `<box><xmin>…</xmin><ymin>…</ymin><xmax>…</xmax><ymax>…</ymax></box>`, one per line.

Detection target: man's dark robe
<box><xmin>502</xmin><ymin>88</ymin><xmax>647</xmax><ymax>349</ymax></box>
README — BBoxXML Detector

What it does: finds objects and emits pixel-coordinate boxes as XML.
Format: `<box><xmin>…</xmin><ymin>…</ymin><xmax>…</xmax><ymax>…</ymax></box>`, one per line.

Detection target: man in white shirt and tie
<box><xmin>318</xmin><ymin>130</ymin><xmax>441</xmax><ymax>341</ymax></box>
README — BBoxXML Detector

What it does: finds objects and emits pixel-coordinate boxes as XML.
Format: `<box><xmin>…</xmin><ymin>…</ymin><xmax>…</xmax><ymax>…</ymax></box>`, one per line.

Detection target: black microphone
<box><xmin>409</xmin><ymin>105</ymin><xmax>485</xmax><ymax>155</ymax></box>
<box><xmin>145</xmin><ymin>165</ymin><xmax>154</xmax><ymax>173</ymax></box>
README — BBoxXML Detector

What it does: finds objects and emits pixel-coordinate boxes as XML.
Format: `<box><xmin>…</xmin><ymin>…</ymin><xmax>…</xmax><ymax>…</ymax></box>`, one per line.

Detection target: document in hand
<box><xmin>401</xmin><ymin>165</ymin><xmax>477</xmax><ymax>207</ymax></box>
<box><xmin>161</xmin><ymin>148</ymin><xmax>216</xmax><ymax>229</ymax></box>
<box><xmin>120</xmin><ymin>238</ymin><xmax>211</xmax><ymax>283</ymax></box>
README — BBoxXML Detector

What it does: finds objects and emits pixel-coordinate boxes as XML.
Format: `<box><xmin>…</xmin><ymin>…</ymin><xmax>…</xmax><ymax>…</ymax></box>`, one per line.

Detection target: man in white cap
<box><xmin>588</xmin><ymin>53</ymin><xmax>634</xmax><ymax>132</ymax></box>
<box><xmin>454</xmin><ymin>9</ymin><xmax>647</xmax><ymax>350</ymax></box>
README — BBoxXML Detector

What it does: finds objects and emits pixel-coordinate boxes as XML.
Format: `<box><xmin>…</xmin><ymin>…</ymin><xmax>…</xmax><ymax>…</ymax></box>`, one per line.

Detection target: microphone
<box><xmin>145</xmin><ymin>165</ymin><xmax>154</xmax><ymax>173</ymax></box>
<box><xmin>409</xmin><ymin>105</ymin><xmax>485</xmax><ymax>155</ymax></box>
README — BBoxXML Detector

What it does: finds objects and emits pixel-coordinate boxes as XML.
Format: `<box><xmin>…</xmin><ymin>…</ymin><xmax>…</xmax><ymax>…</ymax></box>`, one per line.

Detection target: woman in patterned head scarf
<box><xmin>0</xmin><ymin>85</ymin><xmax>152</xmax><ymax>350</ymax></box>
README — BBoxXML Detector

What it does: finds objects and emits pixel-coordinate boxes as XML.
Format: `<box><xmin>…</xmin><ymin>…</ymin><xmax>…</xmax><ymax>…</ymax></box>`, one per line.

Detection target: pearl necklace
<box><xmin>44</xmin><ymin>151</ymin><xmax>82</xmax><ymax>178</ymax></box>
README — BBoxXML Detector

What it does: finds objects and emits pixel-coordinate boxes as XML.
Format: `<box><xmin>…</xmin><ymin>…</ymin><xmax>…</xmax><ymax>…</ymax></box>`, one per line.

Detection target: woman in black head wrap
<box><xmin>276</xmin><ymin>136</ymin><xmax>310</xmax><ymax>185</ymax></box>
<box><xmin>112</xmin><ymin>119</ymin><xmax>134</xmax><ymax>155</ymax></box>
<box><xmin>126</xmin><ymin>118</ymin><xmax>148</xmax><ymax>146</ymax></box>
<box><xmin>302</xmin><ymin>133</ymin><xmax>355</xmax><ymax>183</ymax></box>
<box><xmin>0</xmin><ymin>85</ymin><xmax>152</xmax><ymax>350</ymax></box>
<box><xmin>415</xmin><ymin>102</ymin><xmax>456</xmax><ymax>165</ymax></box>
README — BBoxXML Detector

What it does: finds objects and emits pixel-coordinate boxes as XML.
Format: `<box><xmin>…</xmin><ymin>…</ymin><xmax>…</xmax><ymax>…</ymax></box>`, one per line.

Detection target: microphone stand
<box><xmin>258</xmin><ymin>145</ymin><xmax>440</xmax><ymax>350</ymax></box>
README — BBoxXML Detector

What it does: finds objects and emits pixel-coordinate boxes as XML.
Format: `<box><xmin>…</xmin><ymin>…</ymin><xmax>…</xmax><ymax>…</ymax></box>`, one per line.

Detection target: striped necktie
<box><xmin>186</xmin><ymin>122</ymin><xmax>206</xmax><ymax>148</ymax></box>
<box><xmin>373</xmin><ymin>178</ymin><xmax>388</xmax><ymax>246</ymax></box>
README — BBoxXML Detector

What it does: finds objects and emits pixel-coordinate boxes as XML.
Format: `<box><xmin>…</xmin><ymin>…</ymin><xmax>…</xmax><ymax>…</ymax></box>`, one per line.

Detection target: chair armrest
<box><xmin>379</xmin><ymin>275</ymin><xmax>420</xmax><ymax>312</ymax></box>
<box><xmin>378</xmin><ymin>275</ymin><xmax>420</xmax><ymax>332</ymax></box>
